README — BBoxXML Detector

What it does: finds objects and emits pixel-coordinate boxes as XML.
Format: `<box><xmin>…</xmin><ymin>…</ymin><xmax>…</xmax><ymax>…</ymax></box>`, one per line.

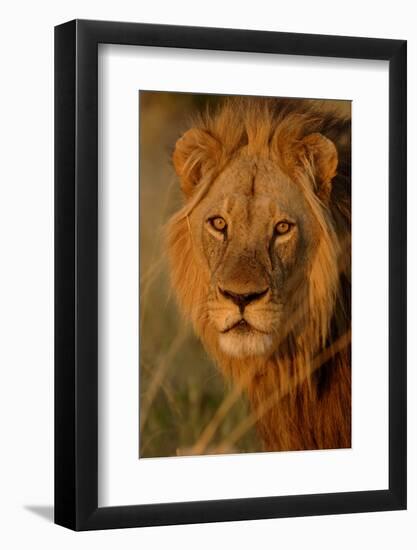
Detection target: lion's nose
<box><xmin>219</xmin><ymin>287</ymin><xmax>269</xmax><ymax>313</ymax></box>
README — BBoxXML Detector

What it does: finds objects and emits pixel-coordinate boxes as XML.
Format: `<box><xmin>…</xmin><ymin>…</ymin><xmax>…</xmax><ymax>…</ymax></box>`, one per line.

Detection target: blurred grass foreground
<box><xmin>139</xmin><ymin>91</ymin><xmax>260</xmax><ymax>458</ymax></box>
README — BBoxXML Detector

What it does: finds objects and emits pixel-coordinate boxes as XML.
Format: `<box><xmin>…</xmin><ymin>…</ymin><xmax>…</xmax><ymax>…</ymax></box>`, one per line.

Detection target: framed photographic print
<box><xmin>55</xmin><ymin>19</ymin><xmax>407</xmax><ymax>530</ymax></box>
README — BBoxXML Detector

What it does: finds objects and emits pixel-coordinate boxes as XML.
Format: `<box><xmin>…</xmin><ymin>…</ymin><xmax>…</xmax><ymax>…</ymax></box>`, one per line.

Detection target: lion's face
<box><xmin>168</xmin><ymin>105</ymin><xmax>340</xmax><ymax>363</ymax></box>
<box><xmin>187</xmin><ymin>152</ymin><xmax>321</xmax><ymax>358</ymax></box>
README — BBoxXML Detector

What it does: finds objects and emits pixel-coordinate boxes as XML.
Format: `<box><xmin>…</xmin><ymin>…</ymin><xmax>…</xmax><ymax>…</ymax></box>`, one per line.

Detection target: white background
<box><xmin>0</xmin><ymin>1</ymin><xmax>415</xmax><ymax>549</ymax></box>
<box><xmin>99</xmin><ymin>46</ymin><xmax>389</xmax><ymax>506</ymax></box>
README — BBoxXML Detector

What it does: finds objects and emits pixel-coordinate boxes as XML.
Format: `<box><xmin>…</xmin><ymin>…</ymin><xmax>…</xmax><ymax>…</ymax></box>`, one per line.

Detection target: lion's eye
<box><xmin>210</xmin><ymin>216</ymin><xmax>227</xmax><ymax>232</ymax></box>
<box><xmin>275</xmin><ymin>221</ymin><xmax>292</xmax><ymax>235</ymax></box>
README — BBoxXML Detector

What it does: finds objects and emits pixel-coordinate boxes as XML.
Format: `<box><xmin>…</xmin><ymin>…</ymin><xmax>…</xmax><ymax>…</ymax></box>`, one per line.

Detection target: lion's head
<box><xmin>167</xmin><ymin>99</ymin><xmax>348</xmax><ymax>381</ymax></box>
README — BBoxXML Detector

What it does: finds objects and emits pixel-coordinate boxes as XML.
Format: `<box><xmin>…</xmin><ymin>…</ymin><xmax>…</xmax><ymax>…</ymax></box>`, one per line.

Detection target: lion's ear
<box><xmin>172</xmin><ymin>128</ymin><xmax>222</xmax><ymax>198</ymax></box>
<box><xmin>300</xmin><ymin>133</ymin><xmax>338</xmax><ymax>202</ymax></box>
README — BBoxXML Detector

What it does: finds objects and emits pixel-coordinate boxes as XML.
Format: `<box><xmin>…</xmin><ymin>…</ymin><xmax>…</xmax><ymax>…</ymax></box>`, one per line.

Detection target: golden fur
<box><xmin>167</xmin><ymin>98</ymin><xmax>351</xmax><ymax>451</ymax></box>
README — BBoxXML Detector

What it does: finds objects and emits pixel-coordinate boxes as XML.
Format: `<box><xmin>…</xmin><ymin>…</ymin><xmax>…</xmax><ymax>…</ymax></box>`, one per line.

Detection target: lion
<box><xmin>166</xmin><ymin>97</ymin><xmax>351</xmax><ymax>452</ymax></box>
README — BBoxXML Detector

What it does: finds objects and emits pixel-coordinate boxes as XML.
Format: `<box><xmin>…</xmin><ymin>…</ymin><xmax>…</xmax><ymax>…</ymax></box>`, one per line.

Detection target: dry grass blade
<box><xmin>140</xmin><ymin>324</ymin><xmax>189</xmax><ymax>432</ymax></box>
<box><xmin>189</xmin><ymin>369</ymin><xmax>255</xmax><ymax>455</ymax></box>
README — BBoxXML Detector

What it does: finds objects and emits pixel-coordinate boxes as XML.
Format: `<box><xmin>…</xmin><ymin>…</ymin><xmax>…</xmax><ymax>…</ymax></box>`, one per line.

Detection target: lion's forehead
<box><xmin>213</xmin><ymin>156</ymin><xmax>289</xmax><ymax>195</ymax></box>
<box><xmin>222</xmin><ymin>195</ymin><xmax>276</xmax><ymax>228</ymax></box>
<box><xmin>207</xmin><ymin>156</ymin><xmax>304</xmax><ymax>224</ymax></box>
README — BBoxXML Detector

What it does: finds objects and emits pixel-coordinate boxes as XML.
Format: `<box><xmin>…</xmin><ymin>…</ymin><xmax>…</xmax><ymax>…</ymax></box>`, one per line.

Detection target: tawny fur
<box><xmin>167</xmin><ymin>98</ymin><xmax>351</xmax><ymax>452</ymax></box>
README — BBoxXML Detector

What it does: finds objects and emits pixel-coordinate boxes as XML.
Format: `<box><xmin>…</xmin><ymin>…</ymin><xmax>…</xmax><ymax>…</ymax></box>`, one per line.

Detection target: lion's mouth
<box><xmin>218</xmin><ymin>318</ymin><xmax>274</xmax><ymax>357</ymax></box>
<box><xmin>221</xmin><ymin>319</ymin><xmax>271</xmax><ymax>336</ymax></box>
<box><xmin>222</xmin><ymin>319</ymin><xmax>252</xmax><ymax>334</ymax></box>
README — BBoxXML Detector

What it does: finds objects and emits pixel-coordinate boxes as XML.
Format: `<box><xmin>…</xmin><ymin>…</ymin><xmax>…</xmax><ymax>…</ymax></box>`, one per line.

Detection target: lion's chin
<box><xmin>218</xmin><ymin>331</ymin><xmax>273</xmax><ymax>358</ymax></box>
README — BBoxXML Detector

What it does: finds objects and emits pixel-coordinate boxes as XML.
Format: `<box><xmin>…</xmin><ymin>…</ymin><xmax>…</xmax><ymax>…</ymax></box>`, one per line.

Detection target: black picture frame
<box><xmin>55</xmin><ymin>19</ymin><xmax>407</xmax><ymax>531</ymax></box>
